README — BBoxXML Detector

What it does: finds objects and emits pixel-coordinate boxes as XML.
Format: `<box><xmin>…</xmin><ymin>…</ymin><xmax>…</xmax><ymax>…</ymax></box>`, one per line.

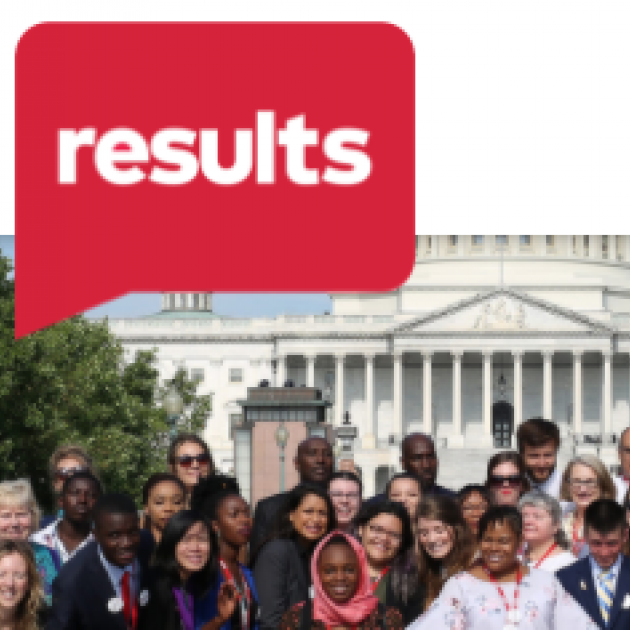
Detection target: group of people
<box><xmin>2</xmin><ymin>419</ymin><xmax>630</xmax><ymax>629</ymax></box>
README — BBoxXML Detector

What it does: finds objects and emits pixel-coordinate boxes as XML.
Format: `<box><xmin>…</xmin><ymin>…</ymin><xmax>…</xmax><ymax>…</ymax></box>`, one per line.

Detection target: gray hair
<box><xmin>0</xmin><ymin>479</ymin><xmax>42</xmax><ymax>532</ymax></box>
<box><xmin>517</xmin><ymin>489</ymin><xmax>568</xmax><ymax>549</ymax></box>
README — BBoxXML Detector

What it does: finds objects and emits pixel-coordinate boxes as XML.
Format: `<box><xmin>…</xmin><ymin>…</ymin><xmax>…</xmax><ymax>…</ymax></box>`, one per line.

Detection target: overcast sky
<box><xmin>0</xmin><ymin>236</ymin><xmax>331</xmax><ymax>318</ymax></box>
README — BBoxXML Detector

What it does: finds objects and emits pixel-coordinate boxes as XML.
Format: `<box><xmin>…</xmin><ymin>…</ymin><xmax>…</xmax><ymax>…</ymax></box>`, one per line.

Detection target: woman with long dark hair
<box><xmin>251</xmin><ymin>485</ymin><xmax>335</xmax><ymax>630</ymax></box>
<box><xmin>416</xmin><ymin>495</ymin><xmax>475</xmax><ymax>607</ymax></box>
<box><xmin>139</xmin><ymin>510</ymin><xmax>239</xmax><ymax>630</ymax></box>
<box><xmin>355</xmin><ymin>500</ymin><xmax>424</xmax><ymax>625</ymax></box>
<box><xmin>485</xmin><ymin>451</ymin><xmax>530</xmax><ymax>508</ymax></box>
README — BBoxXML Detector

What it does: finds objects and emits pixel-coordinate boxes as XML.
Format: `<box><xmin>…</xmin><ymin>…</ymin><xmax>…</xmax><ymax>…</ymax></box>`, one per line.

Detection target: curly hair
<box><xmin>416</xmin><ymin>495</ymin><xmax>475</xmax><ymax>606</ymax></box>
<box><xmin>0</xmin><ymin>540</ymin><xmax>43</xmax><ymax>630</ymax></box>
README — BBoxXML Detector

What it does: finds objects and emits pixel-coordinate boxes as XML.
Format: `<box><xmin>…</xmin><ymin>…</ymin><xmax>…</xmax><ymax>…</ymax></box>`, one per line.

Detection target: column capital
<box><xmin>364</xmin><ymin>352</ymin><xmax>376</xmax><ymax>362</ymax></box>
<box><xmin>303</xmin><ymin>353</ymin><xmax>317</xmax><ymax>362</ymax></box>
<box><xmin>334</xmin><ymin>353</ymin><xmax>346</xmax><ymax>363</ymax></box>
<box><xmin>451</xmin><ymin>349</ymin><xmax>464</xmax><ymax>360</ymax></box>
<box><xmin>392</xmin><ymin>350</ymin><xmax>403</xmax><ymax>361</ymax></box>
<box><xmin>482</xmin><ymin>350</ymin><xmax>493</xmax><ymax>360</ymax></box>
<box><xmin>421</xmin><ymin>351</ymin><xmax>433</xmax><ymax>361</ymax></box>
<box><xmin>572</xmin><ymin>349</ymin><xmax>584</xmax><ymax>360</ymax></box>
<box><xmin>541</xmin><ymin>349</ymin><xmax>554</xmax><ymax>360</ymax></box>
<box><xmin>511</xmin><ymin>350</ymin><xmax>524</xmax><ymax>360</ymax></box>
<box><xmin>602</xmin><ymin>349</ymin><xmax>614</xmax><ymax>360</ymax></box>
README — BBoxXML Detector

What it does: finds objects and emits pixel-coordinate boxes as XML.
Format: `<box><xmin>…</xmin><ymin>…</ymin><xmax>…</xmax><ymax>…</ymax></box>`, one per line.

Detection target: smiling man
<box><xmin>557</xmin><ymin>500</ymin><xmax>630</xmax><ymax>630</ymax></box>
<box><xmin>46</xmin><ymin>493</ymin><xmax>146</xmax><ymax>630</ymax></box>
<box><xmin>517</xmin><ymin>418</ymin><xmax>562</xmax><ymax>499</ymax></box>
<box><xmin>250</xmin><ymin>437</ymin><xmax>334</xmax><ymax>553</ymax></box>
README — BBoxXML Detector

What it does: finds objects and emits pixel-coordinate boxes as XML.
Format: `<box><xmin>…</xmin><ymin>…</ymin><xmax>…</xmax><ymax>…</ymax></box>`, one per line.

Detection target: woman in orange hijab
<box><xmin>279</xmin><ymin>530</ymin><xmax>404</xmax><ymax>629</ymax></box>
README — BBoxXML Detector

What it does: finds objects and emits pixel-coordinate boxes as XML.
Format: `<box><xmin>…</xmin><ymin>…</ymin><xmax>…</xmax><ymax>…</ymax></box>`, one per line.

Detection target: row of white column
<box><xmin>276</xmin><ymin>349</ymin><xmax>616</xmax><ymax>442</ymax></box>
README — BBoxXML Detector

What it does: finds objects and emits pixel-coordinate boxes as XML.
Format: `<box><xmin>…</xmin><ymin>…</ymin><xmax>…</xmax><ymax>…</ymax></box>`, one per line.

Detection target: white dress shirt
<box><xmin>97</xmin><ymin>545</ymin><xmax>138</xmax><ymax>601</ymax></box>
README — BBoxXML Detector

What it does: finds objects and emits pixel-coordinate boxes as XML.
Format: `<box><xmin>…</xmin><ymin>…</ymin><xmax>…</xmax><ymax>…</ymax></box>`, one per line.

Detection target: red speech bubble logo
<box><xmin>15</xmin><ymin>23</ymin><xmax>415</xmax><ymax>337</ymax></box>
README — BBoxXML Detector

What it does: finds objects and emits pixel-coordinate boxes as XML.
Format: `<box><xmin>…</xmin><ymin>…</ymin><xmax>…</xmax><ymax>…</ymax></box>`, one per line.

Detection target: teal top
<box><xmin>31</xmin><ymin>541</ymin><xmax>60</xmax><ymax>605</ymax></box>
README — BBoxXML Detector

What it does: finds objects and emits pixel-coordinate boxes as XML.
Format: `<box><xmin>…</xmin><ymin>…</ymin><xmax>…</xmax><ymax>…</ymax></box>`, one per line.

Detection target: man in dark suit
<box><xmin>250</xmin><ymin>436</ymin><xmax>333</xmax><ymax>553</ymax></box>
<box><xmin>46</xmin><ymin>493</ymin><xmax>146</xmax><ymax>630</ymax></box>
<box><xmin>366</xmin><ymin>433</ymin><xmax>454</xmax><ymax>506</ymax></box>
<box><xmin>557</xmin><ymin>499</ymin><xmax>630</xmax><ymax>630</ymax></box>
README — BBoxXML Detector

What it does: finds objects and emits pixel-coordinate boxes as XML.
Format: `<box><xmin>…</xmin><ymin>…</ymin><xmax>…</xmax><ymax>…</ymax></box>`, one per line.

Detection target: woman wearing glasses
<box><xmin>485</xmin><ymin>451</ymin><xmax>530</xmax><ymax>508</ymax></box>
<box><xmin>559</xmin><ymin>454</ymin><xmax>615</xmax><ymax>557</ymax></box>
<box><xmin>355</xmin><ymin>501</ymin><xmax>425</xmax><ymax>625</ymax></box>
<box><xmin>416</xmin><ymin>495</ymin><xmax>475</xmax><ymax>607</ymax></box>
<box><xmin>407</xmin><ymin>506</ymin><xmax>598</xmax><ymax>630</ymax></box>
<box><xmin>168</xmin><ymin>434</ymin><xmax>215</xmax><ymax>507</ymax></box>
<box><xmin>328</xmin><ymin>472</ymin><xmax>362</xmax><ymax>535</ymax></box>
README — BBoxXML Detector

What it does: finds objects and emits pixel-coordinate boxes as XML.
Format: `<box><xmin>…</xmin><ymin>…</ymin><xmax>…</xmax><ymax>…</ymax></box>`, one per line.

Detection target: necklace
<box><xmin>483</xmin><ymin>564</ymin><xmax>523</xmax><ymax>629</ymax></box>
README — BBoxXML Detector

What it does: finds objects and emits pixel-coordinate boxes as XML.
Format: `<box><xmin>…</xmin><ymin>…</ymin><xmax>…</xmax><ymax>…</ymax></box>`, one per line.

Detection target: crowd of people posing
<box><xmin>2</xmin><ymin>418</ymin><xmax>630</xmax><ymax>629</ymax></box>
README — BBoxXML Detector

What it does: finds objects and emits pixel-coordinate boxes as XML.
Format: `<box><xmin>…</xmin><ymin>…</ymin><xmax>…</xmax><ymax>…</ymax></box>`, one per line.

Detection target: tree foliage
<box><xmin>0</xmin><ymin>249</ymin><xmax>210</xmax><ymax>510</ymax></box>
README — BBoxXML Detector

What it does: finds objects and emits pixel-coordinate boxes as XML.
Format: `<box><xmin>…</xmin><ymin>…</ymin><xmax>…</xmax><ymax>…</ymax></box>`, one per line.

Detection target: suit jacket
<box><xmin>46</xmin><ymin>541</ymin><xmax>147</xmax><ymax>630</ymax></box>
<box><xmin>252</xmin><ymin>539</ymin><xmax>311</xmax><ymax>630</ymax></box>
<box><xmin>250</xmin><ymin>491</ymin><xmax>290</xmax><ymax>555</ymax></box>
<box><xmin>556</xmin><ymin>555</ymin><xmax>630</xmax><ymax>630</ymax></box>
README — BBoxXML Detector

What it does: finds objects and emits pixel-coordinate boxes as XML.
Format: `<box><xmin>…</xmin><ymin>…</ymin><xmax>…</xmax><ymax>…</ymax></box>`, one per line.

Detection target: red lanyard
<box><xmin>219</xmin><ymin>559</ymin><xmax>251</xmax><ymax>630</ymax></box>
<box><xmin>483</xmin><ymin>564</ymin><xmax>522</xmax><ymax>626</ymax></box>
<box><xmin>370</xmin><ymin>567</ymin><xmax>390</xmax><ymax>593</ymax></box>
<box><xmin>121</xmin><ymin>571</ymin><xmax>138</xmax><ymax>630</ymax></box>
<box><xmin>532</xmin><ymin>542</ymin><xmax>557</xmax><ymax>569</ymax></box>
<box><xmin>572</xmin><ymin>519</ymin><xmax>584</xmax><ymax>556</ymax></box>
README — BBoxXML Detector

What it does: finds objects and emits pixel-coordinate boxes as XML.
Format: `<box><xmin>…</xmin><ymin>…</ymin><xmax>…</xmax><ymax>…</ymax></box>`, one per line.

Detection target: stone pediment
<box><xmin>391</xmin><ymin>289</ymin><xmax>615</xmax><ymax>335</ymax></box>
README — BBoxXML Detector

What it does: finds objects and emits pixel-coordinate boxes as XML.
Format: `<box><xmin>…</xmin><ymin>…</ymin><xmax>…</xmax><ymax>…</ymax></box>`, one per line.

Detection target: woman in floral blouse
<box><xmin>407</xmin><ymin>505</ymin><xmax>597</xmax><ymax>630</ymax></box>
<box><xmin>279</xmin><ymin>531</ymin><xmax>404</xmax><ymax>629</ymax></box>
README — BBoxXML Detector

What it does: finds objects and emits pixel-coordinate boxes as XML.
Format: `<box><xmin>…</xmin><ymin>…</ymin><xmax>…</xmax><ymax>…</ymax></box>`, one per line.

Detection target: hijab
<box><xmin>311</xmin><ymin>530</ymin><xmax>380</xmax><ymax>626</ymax></box>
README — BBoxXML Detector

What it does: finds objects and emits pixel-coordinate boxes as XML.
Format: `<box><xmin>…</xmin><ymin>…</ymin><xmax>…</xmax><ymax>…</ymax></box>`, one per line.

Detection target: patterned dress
<box><xmin>278</xmin><ymin>601</ymin><xmax>404</xmax><ymax>629</ymax></box>
<box><xmin>406</xmin><ymin>569</ymin><xmax>598</xmax><ymax>629</ymax></box>
<box><xmin>31</xmin><ymin>541</ymin><xmax>60</xmax><ymax>606</ymax></box>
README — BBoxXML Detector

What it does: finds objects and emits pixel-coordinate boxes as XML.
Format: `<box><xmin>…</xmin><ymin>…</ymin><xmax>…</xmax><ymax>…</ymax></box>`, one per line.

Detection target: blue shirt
<box><xmin>590</xmin><ymin>553</ymin><xmax>623</xmax><ymax>595</ymax></box>
<box><xmin>194</xmin><ymin>565</ymin><xmax>259</xmax><ymax>630</ymax></box>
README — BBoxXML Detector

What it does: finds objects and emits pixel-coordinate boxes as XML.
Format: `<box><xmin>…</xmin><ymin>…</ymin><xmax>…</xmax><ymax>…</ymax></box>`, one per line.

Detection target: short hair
<box><xmin>355</xmin><ymin>500</ymin><xmax>415</xmax><ymax>558</ymax></box>
<box><xmin>401</xmin><ymin>433</ymin><xmax>434</xmax><ymax>455</ymax></box>
<box><xmin>619</xmin><ymin>427</ymin><xmax>630</xmax><ymax>448</ymax></box>
<box><xmin>0</xmin><ymin>539</ymin><xmax>43</xmax><ymax>627</ymax></box>
<box><xmin>478</xmin><ymin>505</ymin><xmax>523</xmax><ymax>541</ymax></box>
<box><xmin>517</xmin><ymin>490</ymin><xmax>569</xmax><ymax>549</ymax></box>
<box><xmin>328</xmin><ymin>471</ymin><xmax>363</xmax><ymax>495</ymax></box>
<box><xmin>457</xmin><ymin>484</ymin><xmax>491</xmax><ymax>506</ymax></box>
<box><xmin>296</xmin><ymin>437</ymin><xmax>333</xmax><ymax>457</ymax></box>
<box><xmin>0</xmin><ymin>479</ymin><xmax>41</xmax><ymax>532</ymax></box>
<box><xmin>152</xmin><ymin>510</ymin><xmax>218</xmax><ymax>595</ymax></box>
<box><xmin>559</xmin><ymin>455</ymin><xmax>616</xmax><ymax>502</ymax></box>
<box><xmin>516</xmin><ymin>418</ymin><xmax>560</xmax><ymax>452</ymax></box>
<box><xmin>584</xmin><ymin>499</ymin><xmax>627</xmax><ymax>535</ymax></box>
<box><xmin>92</xmin><ymin>493</ymin><xmax>138</xmax><ymax>525</ymax></box>
<box><xmin>142</xmin><ymin>473</ymin><xmax>186</xmax><ymax>505</ymax></box>
<box><xmin>48</xmin><ymin>444</ymin><xmax>95</xmax><ymax>480</ymax></box>
<box><xmin>167</xmin><ymin>434</ymin><xmax>212</xmax><ymax>467</ymax></box>
<box><xmin>486</xmin><ymin>451</ymin><xmax>530</xmax><ymax>493</ymax></box>
<box><xmin>385</xmin><ymin>472</ymin><xmax>422</xmax><ymax>498</ymax></box>
<box><xmin>61</xmin><ymin>471</ymin><xmax>103</xmax><ymax>497</ymax></box>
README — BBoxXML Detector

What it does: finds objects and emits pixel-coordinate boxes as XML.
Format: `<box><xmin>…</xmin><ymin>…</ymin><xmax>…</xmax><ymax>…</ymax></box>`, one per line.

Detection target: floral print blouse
<box><xmin>406</xmin><ymin>569</ymin><xmax>598</xmax><ymax>630</ymax></box>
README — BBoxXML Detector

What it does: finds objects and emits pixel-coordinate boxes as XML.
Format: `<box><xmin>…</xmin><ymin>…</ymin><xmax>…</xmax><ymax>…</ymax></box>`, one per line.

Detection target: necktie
<box><xmin>597</xmin><ymin>569</ymin><xmax>615</xmax><ymax>625</ymax></box>
<box><xmin>121</xmin><ymin>570</ymin><xmax>136</xmax><ymax>629</ymax></box>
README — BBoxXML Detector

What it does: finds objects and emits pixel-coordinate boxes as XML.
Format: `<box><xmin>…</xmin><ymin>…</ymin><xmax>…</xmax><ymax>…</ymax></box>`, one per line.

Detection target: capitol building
<box><xmin>110</xmin><ymin>235</ymin><xmax>630</xmax><ymax>498</ymax></box>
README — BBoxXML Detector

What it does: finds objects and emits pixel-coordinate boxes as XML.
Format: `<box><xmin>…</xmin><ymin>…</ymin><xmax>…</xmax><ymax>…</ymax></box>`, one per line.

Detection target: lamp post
<box><xmin>164</xmin><ymin>387</ymin><xmax>184</xmax><ymax>440</ymax></box>
<box><xmin>275</xmin><ymin>422</ymin><xmax>290</xmax><ymax>492</ymax></box>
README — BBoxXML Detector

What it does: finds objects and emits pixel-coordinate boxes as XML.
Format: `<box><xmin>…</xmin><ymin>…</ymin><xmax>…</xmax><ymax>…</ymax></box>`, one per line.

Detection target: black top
<box><xmin>382</xmin><ymin>571</ymin><xmax>425</xmax><ymax>627</ymax></box>
<box><xmin>137</xmin><ymin>528</ymin><xmax>156</xmax><ymax>575</ymax></box>
<box><xmin>252</xmin><ymin>538</ymin><xmax>312</xmax><ymax>630</ymax></box>
<box><xmin>250</xmin><ymin>491</ymin><xmax>290</xmax><ymax>555</ymax></box>
<box><xmin>137</xmin><ymin>569</ymin><xmax>188</xmax><ymax>630</ymax></box>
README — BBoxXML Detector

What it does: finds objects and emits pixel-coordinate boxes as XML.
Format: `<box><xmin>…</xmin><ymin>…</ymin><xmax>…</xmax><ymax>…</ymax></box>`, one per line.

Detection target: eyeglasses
<box><xmin>329</xmin><ymin>492</ymin><xmax>361</xmax><ymax>500</ymax></box>
<box><xmin>55</xmin><ymin>467</ymin><xmax>88</xmax><ymax>482</ymax></box>
<box><xmin>176</xmin><ymin>454</ymin><xmax>211</xmax><ymax>468</ymax></box>
<box><xmin>569</xmin><ymin>478</ymin><xmax>598</xmax><ymax>489</ymax></box>
<box><xmin>367</xmin><ymin>523</ymin><xmax>402</xmax><ymax>543</ymax></box>
<box><xmin>488</xmin><ymin>475</ymin><xmax>522</xmax><ymax>488</ymax></box>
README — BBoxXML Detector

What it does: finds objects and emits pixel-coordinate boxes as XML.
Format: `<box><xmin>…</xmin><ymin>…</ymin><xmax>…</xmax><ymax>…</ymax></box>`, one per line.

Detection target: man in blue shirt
<box><xmin>557</xmin><ymin>499</ymin><xmax>630</xmax><ymax>630</ymax></box>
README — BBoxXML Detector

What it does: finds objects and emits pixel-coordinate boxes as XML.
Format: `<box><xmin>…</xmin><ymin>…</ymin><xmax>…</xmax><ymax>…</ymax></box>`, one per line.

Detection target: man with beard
<box><xmin>249</xmin><ymin>437</ymin><xmax>334</xmax><ymax>554</ymax></box>
<box><xmin>516</xmin><ymin>417</ymin><xmax>562</xmax><ymax>499</ymax></box>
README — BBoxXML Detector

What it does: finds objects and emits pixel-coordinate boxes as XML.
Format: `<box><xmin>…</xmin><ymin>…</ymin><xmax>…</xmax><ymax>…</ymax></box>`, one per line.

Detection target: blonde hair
<box><xmin>0</xmin><ymin>540</ymin><xmax>43</xmax><ymax>630</ymax></box>
<box><xmin>48</xmin><ymin>444</ymin><xmax>95</xmax><ymax>480</ymax></box>
<box><xmin>0</xmin><ymin>479</ymin><xmax>41</xmax><ymax>533</ymax></box>
<box><xmin>560</xmin><ymin>455</ymin><xmax>615</xmax><ymax>502</ymax></box>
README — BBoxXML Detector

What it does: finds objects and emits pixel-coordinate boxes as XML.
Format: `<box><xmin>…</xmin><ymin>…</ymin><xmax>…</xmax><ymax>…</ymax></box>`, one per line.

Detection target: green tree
<box><xmin>0</xmin><ymin>249</ymin><xmax>210</xmax><ymax>510</ymax></box>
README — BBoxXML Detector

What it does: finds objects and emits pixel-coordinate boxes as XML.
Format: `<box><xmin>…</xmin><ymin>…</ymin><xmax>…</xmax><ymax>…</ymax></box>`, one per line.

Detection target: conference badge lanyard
<box><xmin>220</xmin><ymin>559</ymin><xmax>251</xmax><ymax>630</ymax></box>
<box><xmin>172</xmin><ymin>587</ymin><xmax>194</xmax><ymax>630</ymax></box>
<box><xmin>370</xmin><ymin>567</ymin><xmax>390</xmax><ymax>593</ymax></box>
<box><xmin>529</xmin><ymin>542</ymin><xmax>557</xmax><ymax>569</ymax></box>
<box><xmin>483</xmin><ymin>564</ymin><xmax>523</xmax><ymax>629</ymax></box>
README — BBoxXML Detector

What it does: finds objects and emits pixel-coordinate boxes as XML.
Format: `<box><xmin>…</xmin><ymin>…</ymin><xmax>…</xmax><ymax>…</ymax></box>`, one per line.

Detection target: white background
<box><xmin>2</xmin><ymin>1</ymin><xmax>630</xmax><ymax>236</ymax></box>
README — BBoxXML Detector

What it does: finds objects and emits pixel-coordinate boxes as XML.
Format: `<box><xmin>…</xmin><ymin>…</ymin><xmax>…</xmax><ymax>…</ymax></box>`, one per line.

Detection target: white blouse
<box><xmin>406</xmin><ymin>569</ymin><xmax>597</xmax><ymax>630</ymax></box>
